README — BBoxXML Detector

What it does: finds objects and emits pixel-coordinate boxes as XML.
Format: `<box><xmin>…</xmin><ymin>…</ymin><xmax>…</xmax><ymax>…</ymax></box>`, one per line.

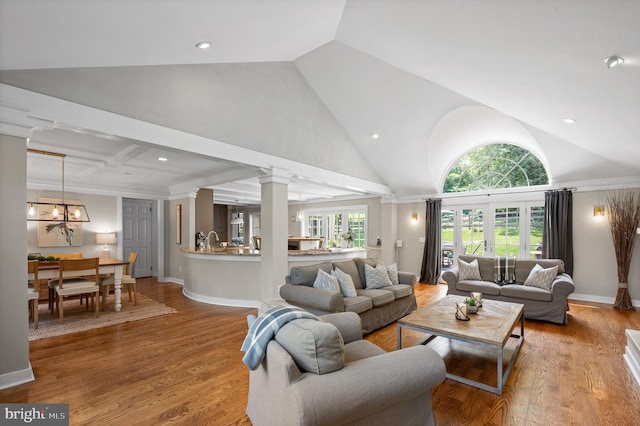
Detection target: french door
<box><xmin>442</xmin><ymin>202</ymin><xmax>544</xmax><ymax>266</ymax></box>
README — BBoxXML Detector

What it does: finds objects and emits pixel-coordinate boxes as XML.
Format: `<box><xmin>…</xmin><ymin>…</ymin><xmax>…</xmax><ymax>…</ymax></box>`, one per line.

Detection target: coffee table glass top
<box><xmin>398</xmin><ymin>295</ymin><xmax>524</xmax><ymax>346</ymax></box>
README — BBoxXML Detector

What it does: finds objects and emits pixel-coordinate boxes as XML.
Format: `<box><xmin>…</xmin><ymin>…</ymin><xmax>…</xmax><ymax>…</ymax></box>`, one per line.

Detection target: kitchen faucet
<box><xmin>207</xmin><ymin>230</ymin><xmax>220</xmax><ymax>252</ymax></box>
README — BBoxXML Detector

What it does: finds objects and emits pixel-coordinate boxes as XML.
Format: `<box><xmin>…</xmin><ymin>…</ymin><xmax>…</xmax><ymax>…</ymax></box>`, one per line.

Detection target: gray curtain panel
<box><xmin>420</xmin><ymin>199</ymin><xmax>442</xmax><ymax>284</ymax></box>
<box><xmin>542</xmin><ymin>189</ymin><xmax>574</xmax><ymax>275</ymax></box>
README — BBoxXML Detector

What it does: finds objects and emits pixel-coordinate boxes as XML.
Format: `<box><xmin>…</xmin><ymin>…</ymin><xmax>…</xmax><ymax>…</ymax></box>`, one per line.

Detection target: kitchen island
<box><xmin>181</xmin><ymin>247</ymin><xmax>366</xmax><ymax>307</ymax></box>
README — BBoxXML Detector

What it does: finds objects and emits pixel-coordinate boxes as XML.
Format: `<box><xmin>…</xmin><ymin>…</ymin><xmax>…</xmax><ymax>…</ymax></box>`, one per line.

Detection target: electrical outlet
<box><xmin>179</xmin><ymin>266</ymin><xmax>183</xmax><ymax>273</ymax></box>
<box><xmin>419</xmin><ymin>237</ymin><xmax>425</xmax><ymax>243</ymax></box>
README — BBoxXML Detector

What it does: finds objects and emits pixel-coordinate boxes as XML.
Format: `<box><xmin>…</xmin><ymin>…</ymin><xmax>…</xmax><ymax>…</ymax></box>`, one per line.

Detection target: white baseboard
<box><xmin>0</xmin><ymin>363</ymin><xmax>35</xmax><ymax>391</ymax></box>
<box><xmin>182</xmin><ymin>287</ymin><xmax>260</xmax><ymax>309</ymax></box>
<box><xmin>163</xmin><ymin>277</ymin><xmax>184</xmax><ymax>286</ymax></box>
<box><xmin>570</xmin><ymin>293</ymin><xmax>640</xmax><ymax>307</ymax></box>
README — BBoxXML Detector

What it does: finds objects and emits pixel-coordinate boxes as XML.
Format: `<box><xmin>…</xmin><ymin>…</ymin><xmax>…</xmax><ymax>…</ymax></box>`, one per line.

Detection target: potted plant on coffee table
<box><xmin>464</xmin><ymin>297</ymin><xmax>479</xmax><ymax>314</ymax></box>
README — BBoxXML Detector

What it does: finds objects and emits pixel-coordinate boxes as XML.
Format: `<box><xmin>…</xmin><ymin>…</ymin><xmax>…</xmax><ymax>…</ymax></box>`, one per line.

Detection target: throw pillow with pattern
<box><xmin>365</xmin><ymin>263</ymin><xmax>393</xmax><ymax>289</ymax></box>
<box><xmin>313</xmin><ymin>269</ymin><xmax>340</xmax><ymax>293</ymax></box>
<box><xmin>386</xmin><ymin>263</ymin><xmax>400</xmax><ymax>285</ymax></box>
<box><xmin>459</xmin><ymin>258</ymin><xmax>482</xmax><ymax>281</ymax></box>
<box><xmin>331</xmin><ymin>268</ymin><xmax>357</xmax><ymax>298</ymax></box>
<box><xmin>524</xmin><ymin>264</ymin><xmax>558</xmax><ymax>291</ymax></box>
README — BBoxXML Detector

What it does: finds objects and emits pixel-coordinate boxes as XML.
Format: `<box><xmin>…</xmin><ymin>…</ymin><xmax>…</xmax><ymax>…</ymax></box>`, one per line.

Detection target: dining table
<box><xmin>36</xmin><ymin>258</ymin><xmax>129</xmax><ymax>312</ymax></box>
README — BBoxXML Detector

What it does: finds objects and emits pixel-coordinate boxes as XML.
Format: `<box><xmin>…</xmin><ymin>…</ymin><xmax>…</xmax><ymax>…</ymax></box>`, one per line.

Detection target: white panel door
<box><xmin>123</xmin><ymin>199</ymin><xmax>153</xmax><ymax>278</ymax></box>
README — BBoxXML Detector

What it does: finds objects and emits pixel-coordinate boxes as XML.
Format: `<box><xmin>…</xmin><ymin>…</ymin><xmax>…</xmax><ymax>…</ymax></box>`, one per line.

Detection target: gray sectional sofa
<box><xmin>279</xmin><ymin>258</ymin><xmax>418</xmax><ymax>334</ymax></box>
<box><xmin>441</xmin><ymin>255</ymin><xmax>576</xmax><ymax>324</ymax></box>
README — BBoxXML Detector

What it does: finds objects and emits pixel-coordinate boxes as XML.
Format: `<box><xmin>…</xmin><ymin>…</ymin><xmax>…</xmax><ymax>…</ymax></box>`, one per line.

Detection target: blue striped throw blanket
<box><xmin>241</xmin><ymin>305</ymin><xmax>320</xmax><ymax>370</ymax></box>
<box><xmin>494</xmin><ymin>256</ymin><xmax>516</xmax><ymax>285</ymax></box>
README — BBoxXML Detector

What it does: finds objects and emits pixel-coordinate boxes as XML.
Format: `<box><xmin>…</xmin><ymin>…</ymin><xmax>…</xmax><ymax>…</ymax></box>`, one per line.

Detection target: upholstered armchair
<box><xmin>245</xmin><ymin>307</ymin><xmax>446</xmax><ymax>426</ymax></box>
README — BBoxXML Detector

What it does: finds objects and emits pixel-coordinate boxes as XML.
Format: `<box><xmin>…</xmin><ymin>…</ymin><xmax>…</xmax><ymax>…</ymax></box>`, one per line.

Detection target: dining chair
<box><xmin>101</xmin><ymin>251</ymin><xmax>138</xmax><ymax>309</ymax></box>
<box><xmin>47</xmin><ymin>253</ymin><xmax>83</xmax><ymax>308</ymax></box>
<box><xmin>27</xmin><ymin>260</ymin><xmax>39</xmax><ymax>328</ymax></box>
<box><xmin>48</xmin><ymin>257</ymin><xmax>100</xmax><ymax>323</ymax></box>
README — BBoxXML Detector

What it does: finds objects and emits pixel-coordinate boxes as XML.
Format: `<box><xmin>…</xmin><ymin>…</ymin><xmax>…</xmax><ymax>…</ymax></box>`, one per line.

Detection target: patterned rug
<box><xmin>29</xmin><ymin>293</ymin><xmax>176</xmax><ymax>341</ymax></box>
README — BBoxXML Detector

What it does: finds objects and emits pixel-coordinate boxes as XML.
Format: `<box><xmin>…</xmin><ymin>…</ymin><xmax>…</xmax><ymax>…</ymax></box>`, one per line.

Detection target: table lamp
<box><xmin>96</xmin><ymin>232</ymin><xmax>117</xmax><ymax>258</ymax></box>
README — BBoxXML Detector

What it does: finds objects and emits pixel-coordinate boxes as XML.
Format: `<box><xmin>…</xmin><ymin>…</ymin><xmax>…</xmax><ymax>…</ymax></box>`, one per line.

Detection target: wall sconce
<box><xmin>96</xmin><ymin>232</ymin><xmax>117</xmax><ymax>258</ymax></box>
<box><xmin>593</xmin><ymin>206</ymin><xmax>605</xmax><ymax>220</ymax></box>
<box><xmin>411</xmin><ymin>213</ymin><xmax>418</xmax><ymax>223</ymax></box>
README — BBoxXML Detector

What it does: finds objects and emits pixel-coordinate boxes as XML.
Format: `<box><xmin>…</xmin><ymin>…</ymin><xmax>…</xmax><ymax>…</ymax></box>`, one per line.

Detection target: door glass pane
<box><xmin>529</xmin><ymin>206</ymin><xmax>544</xmax><ymax>258</ymax></box>
<box><xmin>494</xmin><ymin>207</ymin><xmax>520</xmax><ymax>257</ymax></box>
<box><xmin>347</xmin><ymin>212</ymin><xmax>365</xmax><ymax>248</ymax></box>
<box><xmin>307</xmin><ymin>214</ymin><xmax>323</xmax><ymax>238</ymax></box>
<box><xmin>327</xmin><ymin>213</ymin><xmax>342</xmax><ymax>248</ymax></box>
<box><xmin>462</xmin><ymin>208</ymin><xmax>484</xmax><ymax>256</ymax></box>
<box><xmin>441</xmin><ymin>210</ymin><xmax>454</xmax><ymax>267</ymax></box>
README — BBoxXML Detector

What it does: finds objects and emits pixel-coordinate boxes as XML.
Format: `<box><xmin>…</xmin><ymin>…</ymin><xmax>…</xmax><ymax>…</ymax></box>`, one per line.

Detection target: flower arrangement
<box><xmin>342</xmin><ymin>230</ymin><xmax>354</xmax><ymax>247</ymax></box>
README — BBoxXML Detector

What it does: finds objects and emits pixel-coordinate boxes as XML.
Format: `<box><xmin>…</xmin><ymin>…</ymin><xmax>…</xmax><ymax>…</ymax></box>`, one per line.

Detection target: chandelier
<box><xmin>26</xmin><ymin>149</ymin><xmax>91</xmax><ymax>222</ymax></box>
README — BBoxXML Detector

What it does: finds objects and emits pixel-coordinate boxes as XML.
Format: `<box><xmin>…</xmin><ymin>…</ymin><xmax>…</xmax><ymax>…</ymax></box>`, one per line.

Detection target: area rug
<box><xmin>29</xmin><ymin>294</ymin><xmax>176</xmax><ymax>341</ymax></box>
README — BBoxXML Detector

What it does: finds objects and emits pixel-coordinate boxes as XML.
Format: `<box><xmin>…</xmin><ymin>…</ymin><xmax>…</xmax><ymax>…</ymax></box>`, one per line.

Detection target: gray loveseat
<box><xmin>279</xmin><ymin>258</ymin><xmax>417</xmax><ymax>334</ymax></box>
<box><xmin>245</xmin><ymin>303</ymin><xmax>446</xmax><ymax>426</ymax></box>
<box><xmin>441</xmin><ymin>255</ymin><xmax>575</xmax><ymax>324</ymax></box>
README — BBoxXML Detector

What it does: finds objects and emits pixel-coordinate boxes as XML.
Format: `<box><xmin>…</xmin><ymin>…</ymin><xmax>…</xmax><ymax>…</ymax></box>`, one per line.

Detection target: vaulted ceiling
<box><xmin>1</xmin><ymin>0</ymin><xmax>638</xmax><ymax>204</ymax></box>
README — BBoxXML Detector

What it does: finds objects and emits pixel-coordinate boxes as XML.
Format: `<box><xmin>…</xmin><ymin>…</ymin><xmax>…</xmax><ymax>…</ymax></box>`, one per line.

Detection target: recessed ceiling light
<box><xmin>196</xmin><ymin>41</ymin><xmax>211</xmax><ymax>49</ymax></box>
<box><xmin>604</xmin><ymin>55</ymin><xmax>624</xmax><ymax>68</ymax></box>
<box><xmin>158</xmin><ymin>157</ymin><xmax>168</xmax><ymax>162</ymax></box>
<box><xmin>371</xmin><ymin>133</ymin><xmax>380</xmax><ymax>139</ymax></box>
<box><xmin>562</xmin><ymin>118</ymin><xmax>576</xmax><ymax>124</ymax></box>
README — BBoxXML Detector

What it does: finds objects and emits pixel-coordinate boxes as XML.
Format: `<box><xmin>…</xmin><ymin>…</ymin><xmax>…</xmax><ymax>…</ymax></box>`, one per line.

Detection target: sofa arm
<box><xmin>441</xmin><ymin>267</ymin><xmax>459</xmax><ymax>293</ymax></box>
<box><xmin>398</xmin><ymin>271</ymin><xmax>417</xmax><ymax>286</ymax></box>
<box><xmin>551</xmin><ymin>273</ymin><xmax>575</xmax><ymax>297</ymax></box>
<box><xmin>279</xmin><ymin>284</ymin><xmax>345</xmax><ymax>313</ymax></box>
<box><xmin>320</xmin><ymin>312</ymin><xmax>362</xmax><ymax>344</ymax></box>
<box><xmin>290</xmin><ymin>345</ymin><xmax>446</xmax><ymax>424</ymax></box>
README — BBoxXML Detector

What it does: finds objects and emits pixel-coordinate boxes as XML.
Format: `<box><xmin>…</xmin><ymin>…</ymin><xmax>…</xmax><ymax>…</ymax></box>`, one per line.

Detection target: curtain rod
<box><xmin>422</xmin><ymin>187</ymin><xmax>577</xmax><ymax>200</ymax></box>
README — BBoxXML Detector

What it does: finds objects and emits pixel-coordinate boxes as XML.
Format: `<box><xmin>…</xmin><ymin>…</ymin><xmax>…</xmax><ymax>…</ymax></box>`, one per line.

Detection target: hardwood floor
<box><xmin>2</xmin><ymin>278</ymin><xmax>640</xmax><ymax>425</ymax></box>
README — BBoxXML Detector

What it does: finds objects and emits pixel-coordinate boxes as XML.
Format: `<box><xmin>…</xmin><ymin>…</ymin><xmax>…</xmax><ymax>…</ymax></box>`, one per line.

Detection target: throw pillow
<box><xmin>331</xmin><ymin>268</ymin><xmax>357</xmax><ymax>298</ymax></box>
<box><xmin>459</xmin><ymin>258</ymin><xmax>482</xmax><ymax>281</ymax></box>
<box><xmin>365</xmin><ymin>263</ymin><xmax>393</xmax><ymax>289</ymax></box>
<box><xmin>386</xmin><ymin>263</ymin><xmax>400</xmax><ymax>285</ymax></box>
<box><xmin>313</xmin><ymin>269</ymin><xmax>340</xmax><ymax>293</ymax></box>
<box><xmin>524</xmin><ymin>264</ymin><xmax>558</xmax><ymax>291</ymax></box>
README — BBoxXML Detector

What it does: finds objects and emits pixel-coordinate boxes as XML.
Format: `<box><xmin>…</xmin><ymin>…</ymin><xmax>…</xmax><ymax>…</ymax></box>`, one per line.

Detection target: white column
<box><xmin>259</xmin><ymin>168</ymin><xmax>291</xmax><ymax>301</ymax></box>
<box><xmin>380</xmin><ymin>196</ymin><xmax>398</xmax><ymax>266</ymax></box>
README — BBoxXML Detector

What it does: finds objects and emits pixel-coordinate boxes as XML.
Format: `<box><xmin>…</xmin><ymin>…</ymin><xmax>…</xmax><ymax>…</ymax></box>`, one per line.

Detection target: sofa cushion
<box><xmin>524</xmin><ymin>264</ymin><xmax>558</xmax><ymax>291</ymax></box>
<box><xmin>384</xmin><ymin>284</ymin><xmax>413</xmax><ymax>300</ymax></box>
<box><xmin>386</xmin><ymin>263</ymin><xmax>400</xmax><ymax>285</ymax></box>
<box><xmin>459</xmin><ymin>255</ymin><xmax>495</xmax><ymax>281</ymax></box>
<box><xmin>500</xmin><ymin>284</ymin><xmax>553</xmax><ymax>302</ymax></box>
<box><xmin>365</xmin><ymin>263</ymin><xmax>393</xmax><ymax>289</ymax></box>
<box><xmin>457</xmin><ymin>280</ymin><xmax>501</xmax><ymax>296</ymax></box>
<box><xmin>333</xmin><ymin>260</ymin><xmax>363</xmax><ymax>289</ymax></box>
<box><xmin>356</xmin><ymin>288</ymin><xmax>395</xmax><ymax>307</ymax></box>
<box><xmin>313</xmin><ymin>269</ymin><xmax>340</xmax><ymax>293</ymax></box>
<box><xmin>354</xmin><ymin>257</ymin><xmax>381</xmax><ymax>288</ymax></box>
<box><xmin>290</xmin><ymin>261</ymin><xmax>333</xmax><ymax>286</ymax></box>
<box><xmin>275</xmin><ymin>318</ymin><xmax>345</xmax><ymax>375</ymax></box>
<box><xmin>343</xmin><ymin>296</ymin><xmax>373</xmax><ymax>314</ymax></box>
<box><xmin>515</xmin><ymin>259</ymin><xmax>565</xmax><ymax>283</ymax></box>
<box><xmin>459</xmin><ymin>258</ymin><xmax>482</xmax><ymax>281</ymax></box>
<box><xmin>332</xmin><ymin>268</ymin><xmax>357</xmax><ymax>298</ymax></box>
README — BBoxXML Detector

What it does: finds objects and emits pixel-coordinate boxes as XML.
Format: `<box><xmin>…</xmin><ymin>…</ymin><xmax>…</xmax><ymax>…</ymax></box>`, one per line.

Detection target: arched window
<box><xmin>443</xmin><ymin>143</ymin><xmax>548</xmax><ymax>193</ymax></box>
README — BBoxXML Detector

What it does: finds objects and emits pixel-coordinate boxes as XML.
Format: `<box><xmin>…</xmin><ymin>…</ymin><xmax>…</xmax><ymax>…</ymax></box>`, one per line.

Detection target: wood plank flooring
<box><xmin>2</xmin><ymin>278</ymin><xmax>640</xmax><ymax>425</ymax></box>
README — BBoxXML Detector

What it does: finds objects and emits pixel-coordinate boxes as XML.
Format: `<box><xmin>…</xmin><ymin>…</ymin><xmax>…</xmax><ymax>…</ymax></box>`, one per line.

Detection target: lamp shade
<box><xmin>96</xmin><ymin>232</ymin><xmax>117</xmax><ymax>244</ymax></box>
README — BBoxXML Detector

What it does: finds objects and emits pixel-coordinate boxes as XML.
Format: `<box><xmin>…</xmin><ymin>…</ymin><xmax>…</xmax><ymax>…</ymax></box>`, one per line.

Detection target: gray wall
<box><xmin>0</xmin><ymin>134</ymin><xmax>30</xmax><ymax>388</ymax></box>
